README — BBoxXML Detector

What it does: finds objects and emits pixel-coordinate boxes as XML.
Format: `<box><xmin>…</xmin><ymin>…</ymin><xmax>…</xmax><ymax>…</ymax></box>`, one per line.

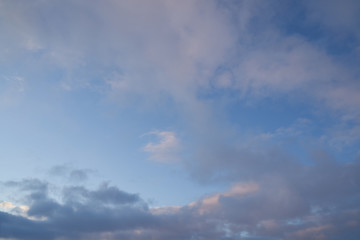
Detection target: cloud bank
<box><xmin>1</xmin><ymin>157</ymin><xmax>360</xmax><ymax>240</ymax></box>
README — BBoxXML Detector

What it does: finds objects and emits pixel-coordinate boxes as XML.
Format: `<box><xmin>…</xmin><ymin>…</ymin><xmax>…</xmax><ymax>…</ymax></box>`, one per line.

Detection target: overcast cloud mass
<box><xmin>1</xmin><ymin>0</ymin><xmax>360</xmax><ymax>239</ymax></box>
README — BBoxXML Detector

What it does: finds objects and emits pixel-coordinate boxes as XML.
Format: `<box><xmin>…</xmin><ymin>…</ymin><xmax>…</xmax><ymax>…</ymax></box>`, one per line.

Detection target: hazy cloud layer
<box><xmin>1</xmin><ymin>0</ymin><xmax>358</xmax><ymax>116</ymax></box>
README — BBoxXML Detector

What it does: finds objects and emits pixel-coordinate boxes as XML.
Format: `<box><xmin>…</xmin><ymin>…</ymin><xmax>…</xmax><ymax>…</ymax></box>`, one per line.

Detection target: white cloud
<box><xmin>189</xmin><ymin>182</ymin><xmax>259</xmax><ymax>214</ymax></box>
<box><xmin>142</xmin><ymin>131</ymin><xmax>181</xmax><ymax>163</ymax></box>
<box><xmin>151</xmin><ymin>205</ymin><xmax>181</xmax><ymax>215</ymax></box>
<box><xmin>0</xmin><ymin>201</ymin><xmax>16</xmax><ymax>209</ymax></box>
<box><xmin>0</xmin><ymin>201</ymin><xmax>31</xmax><ymax>219</ymax></box>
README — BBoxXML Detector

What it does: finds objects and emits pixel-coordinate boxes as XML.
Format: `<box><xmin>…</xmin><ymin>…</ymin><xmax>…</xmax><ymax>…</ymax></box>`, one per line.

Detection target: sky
<box><xmin>0</xmin><ymin>0</ymin><xmax>360</xmax><ymax>239</ymax></box>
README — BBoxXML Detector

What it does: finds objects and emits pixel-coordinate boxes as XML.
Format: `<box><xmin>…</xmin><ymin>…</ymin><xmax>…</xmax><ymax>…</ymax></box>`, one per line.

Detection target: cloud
<box><xmin>0</xmin><ymin>179</ymin><xmax>155</xmax><ymax>240</ymax></box>
<box><xmin>0</xmin><ymin>0</ymin><xmax>359</xmax><ymax>146</ymax></box>
<box><xmin>62</xmin><ymin>183</ymin><xmax>140</xmax><ymax>206</ymax></box>
<box><xmin>0</xmin><ymin>211</ymin><xmax>55</xmax><ymax>240</ymax></box>
<box><xmin>142</xmin><ymin>131</ymin><xmax>181</xmax><ymax>162</ymax></box>
<box><xmin>48</xmin><ymin>165</ymin><xmax>92</xmax><ymax>183</ymax></box>
<box><xmin>189</xmin><ymin>182</ymin><xmax>259</xmax><ymax>215</ymax></box>
<box><xmin>0</xmin><ymin>0</ymin><xmax>359</xmax><ymax>116</ymax></box>
<box><xmin>0</xmin><ymin>202</ymin><xmax>16</xmax><ymax>210</ymax></box>
<box><xmin>0</xmin><ymin>1</ymin><xmax>359</xmax><ymax>240</ymax></box>
<box><xmin>1</xmin><ymin>155</ymin><xmax>360</xmax><ymax>240</ymax></box>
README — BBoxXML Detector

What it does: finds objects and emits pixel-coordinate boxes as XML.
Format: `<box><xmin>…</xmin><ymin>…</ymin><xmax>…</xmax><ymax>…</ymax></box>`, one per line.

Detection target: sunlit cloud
<box><xmin>0</xmin><ymin>201</ymin><xmax>16</xmax><ymax>210</ymax></box>
<box><xmin>142</xmin><ymin>131</ymin><xmax>181</xmax><ymax>162</ymax></box>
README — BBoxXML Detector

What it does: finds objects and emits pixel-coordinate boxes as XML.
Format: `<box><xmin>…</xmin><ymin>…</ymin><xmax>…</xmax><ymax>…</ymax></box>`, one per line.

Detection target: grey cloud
<box><xmin>0</xmin><ymin>177</ymin><xmax>248</xmax><ymax>239</ymax></box>
<box><xmin>48</xmin><ymin>165</ymin><xmax>69</xmax><ymax>177</ymax></box>
<box><xmin>191</xmin><ymin>152</ymin><xmax>360</xmax><ymax>240</ymax></box>
<box><xmin>191</xmin><ymin>144</ymin><xmax>300</xmax><ymax>184</ymax></box>
<box><xmin>48</xmin><ymin>165</ymin><xmax>91</xmax><ymax>183</ymax></box>
<box><xmin>4</xmin><ymin>179</ymin><xmax>48</xmax><ymax>192</ymax></box>
<box><xmin>69</xmin><ymin>170</ymin><xmax>88</xmax><ymax>182</ymax></box>
<box><xmin>27</xmin><ymin>199</ymin><xmax>61</xmax><ymax>218</ymax></box>
<box><xmin>62</xmin><ymin>183</ymin><xmax>141</xmax><ymax>206</ymax></box>
<box><xmin>0</xmin><ymin>211</ymin><xmax>54</xmax><ymax>240</ymax></box>
<box><xmin>175</xmin><ymin>126</ymin><xmax>360</xmax><ymax>239</ymax></box>
<box><xmin>1</xmin><ymin>180</ymin><xmax>156</xmax><ymax>240</ymax></box>
<box><xmin>48</xmin><ymin>205</ymin><xmax>155</xmax><ymax>235</ymax></box>
<box><xmin>0</xmin><ymin>206</ymin><xmax>156</xmax><ymax>240</ymax></box>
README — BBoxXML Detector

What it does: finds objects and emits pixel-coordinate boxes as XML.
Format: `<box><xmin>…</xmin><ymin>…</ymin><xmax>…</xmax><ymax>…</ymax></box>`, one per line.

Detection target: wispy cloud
<box><xmin>0</xmin><ymin>76</ymin><xmax>25</xmax><ymax>107</ymax></box>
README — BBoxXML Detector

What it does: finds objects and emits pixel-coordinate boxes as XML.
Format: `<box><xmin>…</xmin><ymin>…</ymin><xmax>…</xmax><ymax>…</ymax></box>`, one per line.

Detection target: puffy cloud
<box><xmin>142</xmin><ymin>131</ymin><xmax>180</xmax><ymax>162</ymax></box>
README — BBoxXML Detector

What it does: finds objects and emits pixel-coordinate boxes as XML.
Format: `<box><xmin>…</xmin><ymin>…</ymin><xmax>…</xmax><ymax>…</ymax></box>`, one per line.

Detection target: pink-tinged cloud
<box><xmin>142</xmin><ymin>131</ymin><xmax>181</xmax><ymax>162</ymax></box>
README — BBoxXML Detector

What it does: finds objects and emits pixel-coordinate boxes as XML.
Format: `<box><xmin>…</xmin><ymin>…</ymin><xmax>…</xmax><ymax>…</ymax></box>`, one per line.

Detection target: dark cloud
<box><xmin>27</xmin><ymin>199</ymin><xmax>61</xmax><ymax>218</ymax></box>
<box><xmin>62</xmin><ymin>183</ymin><xmax>141</xmax><ymax>206</ymax></box>
<box><xmin>0</xmin><ymin>211</ymin><xmax>54</xmax><ymax>240</ymax></box>
<box><xmin>1</xmin><ymin>181</ymin><xmax>156</xmax><ymax>240</ymax></box>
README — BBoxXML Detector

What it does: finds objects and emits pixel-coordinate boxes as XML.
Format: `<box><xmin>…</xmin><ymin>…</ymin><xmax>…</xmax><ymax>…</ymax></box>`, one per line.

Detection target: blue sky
<box><xmin>1</xmin><ymin>0</ymin><xmax>360</xmax><ymax>239</ymax></box>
